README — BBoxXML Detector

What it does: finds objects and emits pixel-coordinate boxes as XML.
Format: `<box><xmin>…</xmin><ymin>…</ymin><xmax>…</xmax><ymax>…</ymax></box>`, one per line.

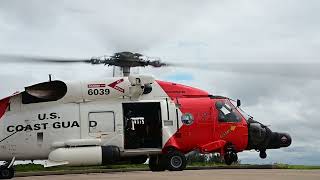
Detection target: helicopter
<box><xmin>0</xmin><ymin>51</ymin><xmax>291</xmax><ymax>179</ymax></box>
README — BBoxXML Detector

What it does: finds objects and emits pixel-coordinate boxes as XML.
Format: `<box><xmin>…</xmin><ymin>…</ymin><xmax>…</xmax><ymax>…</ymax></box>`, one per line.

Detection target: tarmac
<box><xmin>14</xmin><ymin>169</ymin><xmax>320</xmax><ymax>180</ymax></box>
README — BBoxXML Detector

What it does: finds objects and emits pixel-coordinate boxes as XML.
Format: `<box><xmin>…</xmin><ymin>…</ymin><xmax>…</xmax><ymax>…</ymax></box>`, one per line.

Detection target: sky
<box><xmin>0</xmin><ymin>0</ymin><xmax>320</xmax><ymax>165</ymax></box>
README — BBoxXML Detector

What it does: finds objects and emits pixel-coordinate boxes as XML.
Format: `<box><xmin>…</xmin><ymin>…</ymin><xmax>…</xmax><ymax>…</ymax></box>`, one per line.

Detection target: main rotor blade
<box><xmin>147</xmin><ymin>60</ymin><xmax>171</xmax><ymax>67</ymax></box>
<box><xmin>165</xmin><ymin>61</ymin><xmax>320</xmax><ymax>79</ymax></box>
<box><xmin>0</xmin><ymin>54</ymin><xmax>91</xmax><ymax>63</ymax></box>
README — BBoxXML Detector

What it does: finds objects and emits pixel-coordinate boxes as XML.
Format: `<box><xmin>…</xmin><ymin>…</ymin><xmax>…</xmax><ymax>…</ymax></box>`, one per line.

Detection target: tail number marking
<box><xmin>88</xmin><ymin>89</ymin><xmax>110</xmax><ymax>96</ymax></box>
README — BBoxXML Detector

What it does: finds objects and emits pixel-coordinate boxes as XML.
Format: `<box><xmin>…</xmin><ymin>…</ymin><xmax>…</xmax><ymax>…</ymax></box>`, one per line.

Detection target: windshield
<box><xmin>216</xmin><ymin>99</ymin><xmax>242</xmax><ymax>122</ymax></box>
<box><xmin>230</xmin><ymin>99</ymin><xmax>252</xmax><ymax>121</ymax></box>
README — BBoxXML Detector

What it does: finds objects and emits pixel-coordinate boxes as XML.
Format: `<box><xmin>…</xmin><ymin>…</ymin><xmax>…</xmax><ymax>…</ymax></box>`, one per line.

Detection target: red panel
<box><xmin>212</xmin><ymin>103</ymin><xmax>249</xmax><ymax>152</ymax></box>
<box><xmin>157</xmin><ymin>80</ymin><xmax>209</xmax><ymax>99</ymax></box>
<box><xmin>199</xmin><ymin>140</ymin><xmax>227</xmax><ymax>153</ymax></box>
<box><xmin>164</xmin><ymin>97</ymin><xmax>215</xmax><ymax>153</ymax></box>
<box><xmin>158</xmin><ymin>80</ymin><xmax>249</xmax><ymax>155</ymax></box>
<box><xmin>0</xmin><ymin>97</ymin><xmax>10</xmax><ymax>120</ymax></box>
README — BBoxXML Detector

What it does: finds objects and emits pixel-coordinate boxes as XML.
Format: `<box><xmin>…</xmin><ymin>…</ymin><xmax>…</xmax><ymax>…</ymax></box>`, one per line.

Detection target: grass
<box><xmin>14</xmin><ymin>163</ymin><xmax>148</xmax><ymax>172</ymax></box>
<box><xmin>13</xmin><ymin>163</ymin><xmax>320</xmax><ymax>172</ymax></box>
<box><xmin>275</xmin><ymin>164</ymin><xmax>320</xmax><ymax>170</ymax></box>
<box><xmin>188</xmin><ymin>162</ymin><xmax>230</xmax><ymax>167</ymax></box>
<box><xmin>288</xmin><ymin>165</ymin><xmax>320</xmax><ymax>169</ymax></box>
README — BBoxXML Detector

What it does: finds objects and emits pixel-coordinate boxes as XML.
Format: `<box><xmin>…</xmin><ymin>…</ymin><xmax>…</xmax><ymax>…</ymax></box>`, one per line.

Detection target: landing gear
<box><xmin>149</xmin><ymin>155</ymin><xmax>166</xmax><ymax>171</ymax></box>
<box><xmin>224</xmin><ymin>151</ymin><xmax>238</xmax><ymax>165</ymax></box>
<box><xmin>0</xmin><ymin>166</ymin><xmax>14</xmax><ymax>179</ymax></box>
<box><xmin>223</xmin><ymin>143</ymin><xmax>238</xmax><ymax>165</ymax></box>
<box><xmin>259</xmin><ymin>151</ymin><xmax>267</xmax><ymax>159</ymax></box>
<box><xmin>166</xmin><ymin>151</ymin><xmax>187</xmax><ymax>171</ymax></box>
<box><xmin>149</xmin><ymin>150</ymin><xmax>187</xmax><ymax>172</ymax></box>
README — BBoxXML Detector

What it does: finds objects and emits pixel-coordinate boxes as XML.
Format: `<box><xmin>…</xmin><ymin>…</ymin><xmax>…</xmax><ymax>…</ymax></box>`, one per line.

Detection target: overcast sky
<box><xmin>0</xmin><ymin>0</ymin><xmax>320</xmax><ymax>165</ymax></box>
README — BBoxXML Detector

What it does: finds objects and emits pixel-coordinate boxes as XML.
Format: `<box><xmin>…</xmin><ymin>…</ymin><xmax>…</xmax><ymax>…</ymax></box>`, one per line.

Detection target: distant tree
<box><xmin>186</xmin><ymin>152</ymin><xmax>206</xmax><ymax>163</ymax></box>
<box><xmin>186</xmin><ymin>151</ymin><xmax>241</xmax><ymax>165</ymax></box>
<box><xmin>207</xmin><ymin>153</ymin><xmax>224</xmax><ymax>164</ymax></box>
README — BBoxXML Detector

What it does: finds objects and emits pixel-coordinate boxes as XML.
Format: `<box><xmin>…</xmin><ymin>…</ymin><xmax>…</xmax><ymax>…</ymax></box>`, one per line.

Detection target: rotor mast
<box><xmin>122</xmin><ymin>66</ymin><xmax>131</xmax><ymax>77</ymax></box>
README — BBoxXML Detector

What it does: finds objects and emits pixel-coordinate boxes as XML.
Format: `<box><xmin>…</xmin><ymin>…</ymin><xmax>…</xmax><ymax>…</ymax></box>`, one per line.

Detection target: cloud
<box><xmin>72</xmin><ymin>0</ymin><xmax>213</xmax><ymax>52</ymax></box>
<box><xmin>149</xmin><ymin>0</ymin><xmax>320</xmax><ymax>62</ymax></box>
<box><xmin>0</xmin><ymin>0</ymin><xmax>320</xmax><ymax>165</ymax></box>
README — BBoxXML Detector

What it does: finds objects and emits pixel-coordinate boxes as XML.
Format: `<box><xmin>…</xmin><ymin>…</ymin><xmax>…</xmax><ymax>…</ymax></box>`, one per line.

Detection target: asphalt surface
<box><xmin>14</xmin><ymin>169</ymin><xmax>320</xmax><ymax>180</ymax></box>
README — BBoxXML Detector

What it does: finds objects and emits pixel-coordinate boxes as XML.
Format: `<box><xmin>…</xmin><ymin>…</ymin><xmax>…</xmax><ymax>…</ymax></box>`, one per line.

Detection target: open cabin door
<box><xmin>123</xmin><ymin>102</ymin><xmax>162</xmax><ymax>149</ymax></box>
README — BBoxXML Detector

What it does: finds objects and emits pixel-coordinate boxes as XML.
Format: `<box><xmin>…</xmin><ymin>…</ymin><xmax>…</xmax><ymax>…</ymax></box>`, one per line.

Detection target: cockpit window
<box><xmin>215</xmin><ymin>100</ymin><xmax>241</xmax><ymax>122</ymax></box>
<box><xmin>22</xmin><ymin>81</ymin><xmax>67</xmax><ymax>104</ymax></box>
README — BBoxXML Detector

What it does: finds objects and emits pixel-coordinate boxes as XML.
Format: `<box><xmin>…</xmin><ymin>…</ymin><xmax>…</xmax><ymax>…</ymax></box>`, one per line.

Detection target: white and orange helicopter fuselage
<box><xmin>0</xmin><ymin>75</ymin><xmax>291</xmax><ymax>178</ymax></box>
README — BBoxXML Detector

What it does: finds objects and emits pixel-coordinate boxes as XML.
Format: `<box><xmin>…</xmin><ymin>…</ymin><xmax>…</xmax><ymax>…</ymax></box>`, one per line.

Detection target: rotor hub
<box><xmin>0</xmin><ymin>51</ymin><xmax>169</xmax><ymax>77</ymax></box>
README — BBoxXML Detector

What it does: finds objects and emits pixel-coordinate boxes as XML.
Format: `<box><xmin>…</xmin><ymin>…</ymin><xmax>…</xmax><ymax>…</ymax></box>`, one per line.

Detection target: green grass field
<box><xmin>13</xmin><ymin>163</ymin><xmax>320</xmax><ymax>172</ymax></box>
<box><xmin>276</xmin><ymin>164</ymin><xmax>320</xmax><ymax>170</ymax></box>
<box><xmin>14</xmin><ymin>163</ymin><xmax>148</xmax><ymax>172</ymax></box>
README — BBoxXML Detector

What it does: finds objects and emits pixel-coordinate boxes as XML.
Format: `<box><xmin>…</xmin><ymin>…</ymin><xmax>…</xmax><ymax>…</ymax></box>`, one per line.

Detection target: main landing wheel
<box><xmin>166</xmin><ymin>151</ymin><xmax>187</xmax><ymax>171</ymax></box>
<box><xmin>0</xmin><ymin>166</ymin><xmax>14</xmax><ymax>179</ymax></box>
<box><xmin>149</xmin><ymin>155</ymin><xmax>166</xmax><ymax>172</ymax></box>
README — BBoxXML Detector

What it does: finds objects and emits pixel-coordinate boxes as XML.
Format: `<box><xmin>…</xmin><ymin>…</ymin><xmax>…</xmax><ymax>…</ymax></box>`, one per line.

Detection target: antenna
<box><xmin>48</xmin><ymin>74</ymin><xmax>52</xmax><ymax>82</ymax></box>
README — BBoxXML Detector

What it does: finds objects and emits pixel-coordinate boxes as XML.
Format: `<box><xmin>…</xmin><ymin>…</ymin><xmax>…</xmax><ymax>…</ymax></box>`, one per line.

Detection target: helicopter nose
<box><xmin>267</xmin><ymin>132</ymin><xmax>292</xmax><ymax>149</ymax></box>
<box><xmin>247</xmin><ymin>121</ymin><xmax>292</xmax><ymax>150</ymax></box>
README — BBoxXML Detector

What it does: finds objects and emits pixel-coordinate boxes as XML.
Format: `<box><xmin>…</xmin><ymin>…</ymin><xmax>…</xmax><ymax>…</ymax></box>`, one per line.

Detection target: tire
<box><xmin>0</xmin><ymin>167</ymin><xmax>14</xmax><ymax>179</ymax></box>
<box><xmin>149</xmin><ymin>155</ymin><xmax>166</xmax><ymax>172</ymax></box>
<box><xmin>166</xmin><ymin>151</ymin><xmax>187</xmax><ymax>171</ymax></box>
<box><xmin>224</xmin><ymin>152</ymin><xmax>233</xmax><ymax>165</ymax></box>
<box><xmin>259</xmin><ymin>151</ymin><xmax>267</xmax><ymax>159</ymax></box>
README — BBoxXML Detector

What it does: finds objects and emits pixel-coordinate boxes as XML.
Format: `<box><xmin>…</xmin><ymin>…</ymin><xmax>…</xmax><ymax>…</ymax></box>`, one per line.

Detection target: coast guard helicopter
<box><xmin>0</xmin><ymin>52</ymin><xmax>291</xmax><ymax>179</ymax></box>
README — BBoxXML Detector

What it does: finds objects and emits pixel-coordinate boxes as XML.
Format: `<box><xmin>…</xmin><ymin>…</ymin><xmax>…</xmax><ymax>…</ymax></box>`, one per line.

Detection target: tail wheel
<box><xmin>166</xmin><ymin>151</ymin><xmax>187</xmax><ymax>171</ymax></box>
<box><xmin>231</xmin><ymin>152</ymin><xmax>238</xmax><ymax>162</ymax></box>
<box><xmin>0</xmin><ymin>167</ymin><xmax>14</xmax><ymax>179</ymax></box>
<box><xmin>224</xmin><ymin>152</ymin><xmax>237</xmax><ymax>165</ymax></box>
<box><xmin>149</xmin><ymin>155</ymin><xmax>166</xmax><ymax>172</ymax></box>
<box><xmin>224</xmin><ymin>152</ymin><xmax>233</xmax><ymax>165</ymax></box>
<box><xmin>259</xmin><ymin>151</ymin><xmax>267</xmax><ymax>159</ymax></box>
